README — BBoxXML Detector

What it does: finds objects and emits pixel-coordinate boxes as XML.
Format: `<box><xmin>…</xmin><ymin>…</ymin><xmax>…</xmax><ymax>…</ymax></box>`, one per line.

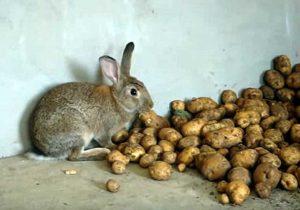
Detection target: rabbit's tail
<box><xmin>24</xmin><ymin>151</ymin><xmax>66</xmax><ymax>161</ymax></box>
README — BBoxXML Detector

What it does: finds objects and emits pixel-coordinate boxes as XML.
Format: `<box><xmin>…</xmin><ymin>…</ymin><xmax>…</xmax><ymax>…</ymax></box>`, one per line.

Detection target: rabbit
<box><xmin>29</xmin><ymin>42</ymin><xmax>153</xmax><ymax>161</ymax></box>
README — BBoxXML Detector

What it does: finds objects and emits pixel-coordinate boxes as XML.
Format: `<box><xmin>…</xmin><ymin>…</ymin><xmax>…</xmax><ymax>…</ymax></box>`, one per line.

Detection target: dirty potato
<box><xmin>260</xmin><ymin>85</ymin><xmax>275</xmax><ymax>100</ymax></box>
<box><xmin>242</xmin><ymin>88</ymin><xmax>263</xmax><ymax>99</ymax></box>
<box><xmin>226</xmin><ymin>180</ymin><xmax>250</xmax><ymax>205</ymax></box>
<box><xmin>128</xmin><ymin>133</ymin><xmax>144</xmax><ymax>144</ymax></box>
<box><xmin>106</xmin><ymin>179</ymin><xmax>120</xmax><ymax>193</ymax></box>
<box><xmin>143</xmin><ymin>127</ymin><xmax>158</xmax><ymax>137</ymax></box>
<box><xmin>186</xmin><ymin>97</ymin><xmax>218</xmax><ymax>113</ymax></box>
<box><xmin>279</xmin><ymin>143</ymin><xmax>300</xmax><ymax>165</ymax></box>
<box><xmin>244</xmin><ymin>124</ymin><xmax>264</xmax><ymax>148</ymax></box>
<box><xmin>158</xmin><ymin>140</ymin><xmax>175</xmax><ymax>152</ymax></box>
<box><xmin>123</xmin><ymin>143</ymin><xmax>145</xmax><ymax>162</ymax></box>
<box><xmin>162</xmin><ymin>151</ymin><xmax>177</xmax><ymax>164</ymax></box>
<box><xmin>181</xmin><ymin>118</ymin><xmax>207</xmax><ymax>136</ymax></box>
<box><xmin>286</xmin><ymin>72</ymin><xmax>300</xmax><ymax>89</ymax></box>
<box><xmin>140</xmin><ymin>135</ymin><xmax>157</xmax><ymax>150</ymax></box>
<box><xmin>171</xmin><ymin>100</ymin><xmax>185</xmax><ymax>111</ymax></box>
<box><xmin>202</xmin><ymin>119</ymin><xmax>234</xmax><ymax>136</ymax></box>
<box><xmin>227</xmin><ymin>167</ymin><xmax>252</xmax><ymax>185</ymax></box>
<box><xmin>260</xmin><ymin>116</ymin><xmax>280</xmax><ymax>130</ymax></box>
<box><xmin>204</xmin><ymin>127</ymin><xmax>244</xmax><ymax>149</ymax></box>
<box><xmin>221</xmin><ymin>90</ymin><xmax>237</xmax><ymax>104</ymax></box>
<box><xmin>255</xmin><ymin>182</ymin><xmax>272</xmax><ymax>199</ymax></box>
<box><xmin>158</xmin><ymin>128</ymin><xmax>182</xmax><ymax>145</ymax></box>
<box><xmin>275</xmin><ymin>120</ymin><xmax>293</xmax><ymax>134</ymax></box>
<box><xmin>223</xmin><ymin>103</ymin><xmax>239</xmax><ymax>117</ymax></box>
<box><xmin>274</xmin><ymin>55</ymin><xmax>292</xmax><ymax>76</ymax></box>
<box><xmin>177</xmin><ymin>146</ymin><xmax>200</xmax><ymax>166</ymax></box>
<box><xmin>230</xmin><ymin>149</ymin><xmax>258</xmax><ymax>169</ymax></box>
<box><xmin>263</xmin><ymin>129</ymin><xmax>283</xmax><ymax>143</ymax></box>
<box><xmin>177</xmin><ymin>136</ymin><xmax>200</xmax><ymax>150</ymax></box>
<box><xmin>171</xmin><ymin>115</ymin><xmax>189</xmax><ymax>130</ymax></box>
<box><xmin>280</xmin><ymin>172</ymin><xmax>298</xmax><ymax>191</ymax></box>
<box><xmin>139</xmin><ymin>110</ymin><xmax>170</xmax><ymax>129</ymax></box>
<box><xmin>107</xmin><ymin>150</ymin><xmax>130</xmax><ymax>165</ymax></box>
<box><xmin>112</xmin><ymin>129</ymin><xmax>129</xmax><ymax>144</ymax></box>
<box><xmin>195</xmin><ymin>107</ymin><xmax>226</xmax><ymax>121</ymax></box>
<box><xmin>234</xmin><ymin>110</ymin><xmax>261</xmax><ymax>128</ymax></box>
<box><xmin>198</xmin><ymin>153</ymin><xmax>231</xmax><ymax>181</ymax></box>
<box><xmin>259</xmin><ymin>153</ymin><xmax>281</xmax><ymax>168</ymax></box>
<box><xmin>111</xmin><ymin>161</ymin><xmax>126</xmax><ymax>174</ymax></box>
<box><xmin>276</xmin><ymin>88</ymin><xmax>295</xmax><ymax>102</ymax></box>
<box><xmin>253</xmin><ymin>163</ymin><xmax>282</xmax><ymax>189</ymax></box>
<box><xmin>139</xmin><ymin>153</ymin><xmax>156</xmax><ymax>168</ymax></box>
<box><xmin>291</xmin><ymin>124</ymin><xmax>300</xmax><ymax>143</ymax></box>
<box><xmin>264</xmin><ymin>70</ymin><xmax>285</xmax><ymax>89</ymax></box>
<box><xmin>148</xmin><ymin>161</ymin><xmax>172</xmax><ymax>181</ymax></box>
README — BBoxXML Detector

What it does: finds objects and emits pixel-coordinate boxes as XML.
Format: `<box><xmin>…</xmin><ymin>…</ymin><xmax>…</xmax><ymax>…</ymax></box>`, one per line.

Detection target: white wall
<box><xmin>0</xmin><ymin>0</ymin><xmax>300</xmax><ymax>157</ymax></box>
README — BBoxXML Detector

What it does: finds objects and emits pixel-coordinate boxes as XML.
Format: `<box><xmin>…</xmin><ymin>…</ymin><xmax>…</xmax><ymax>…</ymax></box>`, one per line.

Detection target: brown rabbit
<box><xmin>30</xmin><ymin>42</ymin><xmax>153</xmax><ymax>160</ymax></box>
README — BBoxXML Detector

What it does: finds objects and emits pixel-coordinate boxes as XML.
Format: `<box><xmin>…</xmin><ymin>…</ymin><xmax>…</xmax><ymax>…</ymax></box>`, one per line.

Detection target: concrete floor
<box><xmin>0</xmin><ymin>156</ymin><xmax>299</xmax><ymax>210</ymax></box>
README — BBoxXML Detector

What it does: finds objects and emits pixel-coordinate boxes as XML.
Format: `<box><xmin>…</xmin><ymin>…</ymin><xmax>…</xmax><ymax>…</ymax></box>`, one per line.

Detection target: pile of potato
<box><xmin>106</xmin><ymin>55</ymin><xmax>300</xmax><ymax>205</ymax></box>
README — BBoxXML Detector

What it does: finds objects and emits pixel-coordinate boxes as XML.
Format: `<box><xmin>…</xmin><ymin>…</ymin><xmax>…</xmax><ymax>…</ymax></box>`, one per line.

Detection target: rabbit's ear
<box><xmin>99</xmin><ymin>56</ymin><xmax>120</xmax><ymax>84</ymax></box>
<box><xmin>121</xmin><ymin>42</ymin><xmax>135</xmax><ymax>76</ymax></box>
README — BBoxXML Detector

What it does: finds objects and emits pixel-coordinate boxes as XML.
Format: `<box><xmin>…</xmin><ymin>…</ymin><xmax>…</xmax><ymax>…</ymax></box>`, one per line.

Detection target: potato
<box><xmin>129</xmin><ymin>127</ymin><xmax>143</xmax><ymax>134</ymax></box>
<box><xmin>162</xmin><ymin>151</ymin><xmax>177</xmax><ymax>164</ymax></box>
<box><xmin>280</xmin><ymin>172</ymin><xmax>298</xmax><ymax>191</ymax></box>
<box><xmin>260</xmin><ymin>138</ymin><xmax>278</xmax><ymax>153</ymax></box>
<box><xmin>275</xmin><ymin>120</ymin><xmax>293</xmax><ymax>134</ymax></box>
<box><xmin>278</xmin><ymin>141</ymin><xmax>289</xmax><ymax>149</ymax></box>
<box><xmin>294</xmin><ymin>63</ymin><xmax>300</xmax><ymax>72</ymax></box>
<box><xmin>200</xmin><ymin>144</ymin><xmax>217</xmax><ymax>154</ymax></box>
<box><xmin>158</xmin><ymin>128</ymin><xmax>182</xmax><ymax>145</ymax></box>
<box><xmin>198</xmin><ymin>153</ymin><xmax>231</xmax><ymax>181</ymax></box>
<box><xmin>218</xmin><ymin>148</ymin><xmax>229</xmax><ymax>157</ymax></box>
<box><xmin>171</xmin><ymin>115</ymin><xmax>189</xmax><ymax>130</ymax></box>
<box><xmin>270</xmin><ymin>102</ymin><xmax>289</xmax><ymax>120</ymax></box>
<box><xmin>106</xmin><ymin>179</ymin><xmax>120</xmax><ymax>193</ymax></box>
<box><xmin>139</xmin><ymin>110</ymin><xmax>170</xmax><ymax>129</ymax></box>
<box><xmin>123</xmin><ymin>144</ymin><xmax>145</xmax><ymax>162</ymax></box>
<box><xmin>158</xmin><ymin>140</ymin><xmax>175</xmax><ymax>152</ymax></box>
<box><xmin>263</xmin><ymin>129</ymin><xmax>283</xmax><ymax>143</ymax></box>
<box><xmin>253</xmin><ymin>163</ymin><xmax>281</xmax><ymax>189</ymax></box>
<box><xmin>204</xmin><ymin>127</ymin><xmax>244</xmax><ymax>149</ymax></box>
<box><xmin>227</xmin><ymin>167</ymin><xmax>251</xmax><ymax>185</ymax></box>
<box><xmin>128</xmin><ymin>133</ymin><xmax>144</xmax><ymax>144</ymax></box>
<box><xmin>259</xmin><ymin>153</ymin><xmax>281</xmax><ymax>168</ymax></box>
<box><xmin>143</xmin><ymin>127</ymin><xmax>158</xmax><ymax>137</ymax></box>
<box><xmin>140</xmin><ymin>135</ymin><xmax>157</xmax><ymax>150</ymax></box>
<box><xmin>112</xmin><ymin>129</ymin><xmax>129</xmax><ymax>144</ymax></box>
<box><xmin>107</xmin><ymin>150</ymin><xmax>130</xmax><ymax>165</ymax></box>
<box><xmin>230</xmin><ymin>149</ymin><xmax>258</xmax><ymax>169</ymax></box>
<box><xmin>242</xmin><ymin>88</ymin><xmax>263</xmax><ymax>99</ymax></box>
<box><xmin>177</xmin><ymin>136</ymin><xmax>200</xmax><ymax>150</ymax></box>
<box><xmin>223</xmin><ymin>103</ymin><xmax>239</xmax><ymax>117</ymax></box>
<box><xmin>202</xmin><ymin>119</ymin><xmax>234</xmax><ymax>136</ymax></box>
<box><xmin>260</xmin><ymin>116</ymin><xmax>280</xmax><ymax>130</ymax></box>
<box><xmin>195</xmin><ymin>107</ymin><xmax>226</xmax><ymax>121</ymax></box>
<box><xmin>264</xmin><ymin>70</ymin><xmax>285</xmax><ymax>89</ymax></box>
<box><xmin>181</xmin><ymin>118</ymin><xmax>207</xmax><ymax>136</ymax></box>
<box><xmin>237</xmin><ymin>98</ymin><xmax>270</xmax><ymax>119</ymax></box>
<box><xmin>244</xmin><ymin>124</ymin><xmax>264</xmax><ymax>148</ymax></box>
<box><xmin>116</xmin><ymin>142</ymin><xmax>129</xmax><ymax>153</ymax></box>
<box><xmin>177</xmin><ymin>146</ymin><xmax>200</xmax><ymax>166</ymax></box>
<box><xmin>276</xmin><ymin>88</ymin><xmax>295</xmax><ymax>102</ymax></box>
<box><xmin>177</xmin><ymin>163</ymin><xmax>186</xmax><ymax>172</ymax></box>
<box><xmin>234</xmin><ymin>110</ymin><xmax>261</xmax><ymax>128</ymax></box>
<box><xmin>226</xmin><ymin>180</ymin><xmax>250</xmax><ymax>205</ymax></box>
<box><xmin>221</xmin><ymin>90</ymin><xmax>237</xmax><ymax>104</ymax></box>
<box><xmin>286</xmin><ymin>72</ymin><xmax>300</xmax><ymax>89</ymax></box>
<box><xmin>171</xmin><ymin>100</ymin><xmax>185</xmax><ymax>111</ymax></box>
<box><xmin>255</xmin><ymin>147</ymin><xmax>270</xmax><ymax>156</ymax></box>
<box><xmin>111</xmin><ymin>161</ymin><xmax>126</xmax><ymax>174</ymax></box>
<box><xmin>255</xmin><ymin>182</ymin><xmax>272</xmax><ymax>199</ymax></box>
<box><xmin>229</xmin><ymin>145</ymin><xmax>247</xmax><ymax>159</ymax></box>
<box><xmin>139</xmin><ymin>154</ymin><xmax>155</xmax><ymax>168</ymax></box>
<box><xmin>148</xmin><ymin>161</ymin><xmax>172</xmax><ymax>181</ymax></box>
<box><xmin>186</xmin><ymin>97</ymin><xmax>218</xmax><ymax>113</ymax></box>
<box><xmin>147</xmin><ymin>145</ymin><xmax>163</xmax><ymax>159</ymax></box>
<box><xmin>216</xmin><ymin>180</ymin><xmax>228</xmax><ymax>193</ymax></box>
<box><xmin>291</xmin><ymin>124</ymin><xmax>300</xmax><ymax>143</ymax></box>
<box><xmin>260</xmin><ymin>85</ymin><xmax>275</xmax><ymax>100</ymax></box>
<box><xmin>279</xmin><ymin>143</ymin><xmax>300</xmax><ymax>165</ymax></box>
<box><xmin>217</xmin><ymin>193</ymin><xmax>230</xmax><ymax>205</ymax></box>
<box><xmin>274</xmin><ymin>55</ymin><xmax>292</xmax><ymax>76</ymax></box>
<box><xmin>286</xmin><ymin>165</ymin><xmax>298</xmax><ymax>174</ymax></box>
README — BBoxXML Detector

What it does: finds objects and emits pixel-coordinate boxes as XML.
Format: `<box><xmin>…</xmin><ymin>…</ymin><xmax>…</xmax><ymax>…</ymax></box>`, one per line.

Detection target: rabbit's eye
<box><xmin>130</xmin><ymin>88</ymin><xmax>137</xmax><ymax>96</ymax></box>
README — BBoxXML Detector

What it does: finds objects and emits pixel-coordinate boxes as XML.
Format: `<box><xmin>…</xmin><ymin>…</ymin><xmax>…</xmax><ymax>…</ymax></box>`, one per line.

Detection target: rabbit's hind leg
<box><xmin>68</xmin><ymin>147</ymin><xmax>110</xmax><ymax>161</ymax></box>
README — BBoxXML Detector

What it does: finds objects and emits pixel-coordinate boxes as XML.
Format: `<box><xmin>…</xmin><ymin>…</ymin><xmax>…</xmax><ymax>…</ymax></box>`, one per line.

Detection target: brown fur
<box><xmin>30</xmin><ymin>43</ymin><xmax>153</xmax><ymax>160</ymax></box>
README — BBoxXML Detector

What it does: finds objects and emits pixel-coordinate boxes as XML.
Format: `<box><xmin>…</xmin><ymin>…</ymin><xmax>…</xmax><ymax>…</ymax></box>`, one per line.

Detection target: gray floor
<box><xmin>0</xmin><ymin>156</ymin><xmax>299</xmax><ymax>210</ymax></box>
